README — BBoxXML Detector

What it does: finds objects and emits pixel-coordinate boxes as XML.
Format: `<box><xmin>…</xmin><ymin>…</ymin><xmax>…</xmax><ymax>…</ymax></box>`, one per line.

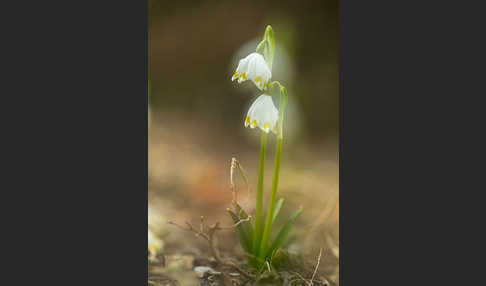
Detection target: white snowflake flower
<box><xmin>232</xmin><ymin>53</ymin><xmax>272</xmax><ymax>90</ymax></box>
<box><xmin>244</xmin><ymin>94</ymin><xmax>278</xmax><ymax>133</ymax></box>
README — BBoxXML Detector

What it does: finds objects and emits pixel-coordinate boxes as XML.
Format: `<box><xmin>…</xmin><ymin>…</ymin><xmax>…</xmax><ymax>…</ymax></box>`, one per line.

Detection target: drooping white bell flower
<box><xmin>245</xmin><ymin>94</ymin><xmax>278</xmax><ymax>133</ymax></box>
<box><xmin>232</xmin><ymin>53</ymin><xmax>272</xmax><ymax>90</ymax></box>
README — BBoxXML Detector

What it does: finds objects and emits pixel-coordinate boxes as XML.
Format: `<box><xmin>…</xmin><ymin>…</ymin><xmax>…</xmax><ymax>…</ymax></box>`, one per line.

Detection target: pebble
<box><xmin>194</xmin><ymin>266</ymin><xmax>221</xmax><ymax>278</ymax></box>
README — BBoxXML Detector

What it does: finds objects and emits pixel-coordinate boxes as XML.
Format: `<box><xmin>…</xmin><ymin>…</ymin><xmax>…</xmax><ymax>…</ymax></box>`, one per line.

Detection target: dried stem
<box><xmin>309</xmin><ymin>248</ymin><xmax>323</xmax><ymax>286</ymax></box>
<box><xmin>218</xmin><ymin>216</ymin><xmax>251</xmax><ymax>229</ymax></box>
<box><xmin>286</xmin><ymin>248</ymin><xmax>329</xmax><ymax>286</ymax></box>
<box><xmin>230</xmin><ymin>157</ymin><xmax>251</xmax><ymax>206</ymax></box>
<box><xmin>167</xmin><ymin>159</ymin><xmax>255</xmax><ymax>280</ymax></box>
<box><xmin>168</xmin><ymin>218</ymin><xmax>253</xmax><ymax>279</ymax></box>
<box><xmin>230</xmin><ymin>158</ymin><xmax>237</xmax><ymax>202</ymax></box>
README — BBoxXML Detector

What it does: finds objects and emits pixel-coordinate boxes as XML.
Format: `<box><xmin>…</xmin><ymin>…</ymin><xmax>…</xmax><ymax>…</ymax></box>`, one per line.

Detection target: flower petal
<box><xmin>232</xmin><ymin>53</ymin><xmax>272</xmax><ymax>90</ymax></box>
<box><xmin>245</xmin><ymin>94</ymin><xmax>278</xmax><ymax>133</ymax></box>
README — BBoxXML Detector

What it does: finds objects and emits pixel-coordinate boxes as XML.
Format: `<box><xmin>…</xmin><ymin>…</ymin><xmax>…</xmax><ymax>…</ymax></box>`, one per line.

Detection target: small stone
<box><xmin>194</xmin><ymin>266</ymin><xmax>221</xmax><ymax>278</ymax></box>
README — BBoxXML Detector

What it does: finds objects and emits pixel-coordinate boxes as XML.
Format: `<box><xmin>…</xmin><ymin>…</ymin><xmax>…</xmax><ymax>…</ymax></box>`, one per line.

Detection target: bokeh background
<box><xmin>148</xmin><ymin>0</ymin><xmax>339</xmax><ymax>284</ymax></box>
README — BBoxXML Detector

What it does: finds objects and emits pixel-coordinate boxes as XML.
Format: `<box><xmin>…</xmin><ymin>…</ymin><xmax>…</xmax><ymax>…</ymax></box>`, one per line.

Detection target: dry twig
<box><xmin>287</xmin><ymin>248</ymin><xmax>329</xmax><ymax>286</ymax></box>
<box><xmin>309</xmin><ymin>248</ymin><xmax>322</xmax><ymax>286</ymax></box>
<box><xmin>167</xmin><ymin>217</ymin><xmax>253</xmax><ymax>279</ymax></box>
<box><xmin>166</xmin><ymin>157</ymin><xmax>255</xmax><ymax>280</ymax></box>
<box><xmin>230</xmin><ymin>158</ymin><xmax>250</xmax><ymax>204</ymax></box>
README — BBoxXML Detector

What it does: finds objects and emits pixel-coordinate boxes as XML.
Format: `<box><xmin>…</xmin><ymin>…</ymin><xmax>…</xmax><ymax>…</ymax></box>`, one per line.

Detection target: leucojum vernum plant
<box><xmin>228</xmin><ymin>25</ymin><xmax>302</xmax><ymax>271</ymax></box>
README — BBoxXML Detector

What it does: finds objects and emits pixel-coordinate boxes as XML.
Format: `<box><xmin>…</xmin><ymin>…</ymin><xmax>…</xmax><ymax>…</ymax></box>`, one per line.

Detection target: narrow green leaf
<box><xmin>234</xmin><ymin>204</ymin><xmax>254</xmax><ymax>242</ymax></box>
<box><xmin>243</xmin><ymin>252</ymin><xmax>266</xmax><ymax>269</ymax></box>
<box><xmin>227</xmin><ymin>209</ymin><xmax>251</xmax><ymax>252</ymax></box>
<box><xmin>272</xmin><ymin>198</ymin><xmax>284</xmax><ymax>224</ymax></box>
<box><xmin>234</xmin><ymin>203</ymin><xmax>249</xmax><ymax>218</ymax></box>
<box><xmin>264</xmin><ymin>207</ymin><xmax>302</xmax><ymax>259</ymax></box>
<box><xmin>255</xmin><ymin>39</ymin><xmax>266</xmax><ymax>53</ymax></box>
<box><xmin>264</xmin><ymin>25</ymin><xmax>275</xmax><ymax>70</ymax></box>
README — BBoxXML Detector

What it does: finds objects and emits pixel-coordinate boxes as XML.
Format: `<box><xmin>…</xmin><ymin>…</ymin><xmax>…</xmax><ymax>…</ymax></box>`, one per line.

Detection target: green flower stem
<box><xmin>259</xmin><ymin>87</ymin><xmax>287</xmax><ymax>258</ymax></box>
<box><xmin>252</xmin><ymin>131</ymin><xmax>267</xmax><ymax>255</ymax></box>
<box><xmin>259</xmin><ymin>137</ymin><xmax>282</xmax><ymax>257</ymax></box>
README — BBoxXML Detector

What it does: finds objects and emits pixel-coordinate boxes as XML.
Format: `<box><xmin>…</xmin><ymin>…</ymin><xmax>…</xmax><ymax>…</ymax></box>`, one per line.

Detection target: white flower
<box><xmin>245</xmin><ymin>94</ymin><xmax>278</xmax><ymax>133</ymax></box>
<box><xmin>232</xmin><ymin>53</ymin><xmax>272</xmax><ymax>90</ymax></box>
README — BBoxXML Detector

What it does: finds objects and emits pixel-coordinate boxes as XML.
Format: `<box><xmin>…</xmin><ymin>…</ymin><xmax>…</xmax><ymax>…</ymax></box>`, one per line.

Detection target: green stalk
<box><xmin>259</xmin><ymin>87</ymin><xmax>287</xmax><ymax>258</ymax></box>
<box><xmin>252</xmin><ymin>131</ymin><xmax>267</xmax><ymax>255</ymax></box>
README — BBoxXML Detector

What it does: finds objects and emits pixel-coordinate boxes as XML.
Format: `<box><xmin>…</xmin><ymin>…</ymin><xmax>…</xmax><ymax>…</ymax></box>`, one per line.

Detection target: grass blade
<box><xmin>234</xmin><ymin>203</ymin><xmax>254</xmax><ymax>247</ymax></box>
<box><xmin>227</xmin><ymin>209</ymin><xmax>251</xmax><ymax>252</ymax></box>
<box><xmin>264</xmin><ymin>207</ymin><xmax>302</xmax><ymax>259</ymax></box>
<box><xmin>272</xmin><ymin>198</ymin><xmax>284</xmax><ymax>224</ymax></box>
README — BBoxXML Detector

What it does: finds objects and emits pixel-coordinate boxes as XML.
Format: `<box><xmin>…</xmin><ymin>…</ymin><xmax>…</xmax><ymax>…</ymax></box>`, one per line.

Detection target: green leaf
<box><xmin>264</xmin><ymin>25</ymin><xmax>275</xmax><ymax>70</ymax></box>
<box><xmin>266</xmin><ymin>26</ymin><xmax>275</xmax><ymax>50</ymax></box>
<box><xmin>233</xmin><ymin>204</ymin><xmax>253</xmax><ymax>236</ymax></box>
<box><xmin>264</xmin><ymin>207</ymin><xmax>302</xmax><ymax>259</ymax></box>
<box><xmin>272</xmin><ymin>198</ymin><xmax>284</xmax><ymax>224</ymax></box>
<box><xmin>228</xmin><ymin>203</ymin><xmax>254</xmax><ymax>253</ymax></box>
<box><xmin>227</xmin><ymin>209</ymin><xmax>251</xmax><ymax>252</ymax></box>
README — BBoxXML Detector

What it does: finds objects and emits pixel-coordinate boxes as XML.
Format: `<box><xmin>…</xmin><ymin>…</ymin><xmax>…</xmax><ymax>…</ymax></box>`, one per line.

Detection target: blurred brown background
<box><xmin>149</xmin><ymin>0</ymin><xmax>338</xmax><ymax>140</ymax></box>
<box><xmin>149</xmin><ymin>0</ymin><xmax>339</xmax><ymax>284</ymax></box>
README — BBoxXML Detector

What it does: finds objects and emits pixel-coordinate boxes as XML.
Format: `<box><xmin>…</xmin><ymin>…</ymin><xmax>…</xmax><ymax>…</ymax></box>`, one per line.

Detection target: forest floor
<box><xmin>148</xmin><ymin>113</ymin><xmax>339</xmax><ymax>286</ymax></box>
